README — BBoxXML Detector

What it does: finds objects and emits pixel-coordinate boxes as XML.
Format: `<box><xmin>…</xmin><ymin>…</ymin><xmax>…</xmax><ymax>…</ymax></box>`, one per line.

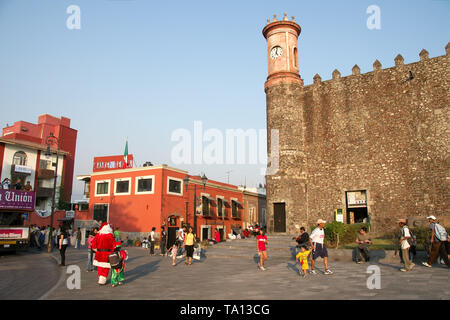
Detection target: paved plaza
<box><xmin>0</xmin><ymin>236</ymin><xmax>449</xmax><ymax>300</ymax></box>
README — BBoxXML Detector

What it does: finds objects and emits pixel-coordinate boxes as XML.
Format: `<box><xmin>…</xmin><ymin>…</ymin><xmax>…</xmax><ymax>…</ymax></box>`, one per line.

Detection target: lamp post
<box><xmin>45</xmin><ymin>133</ymin><xmax>60</xmax><ymax>253</ymax></box>
<box><xmin>183</xmin><ymin>174</ymin><xmax>207</xmax><ymax>237</ymax></box>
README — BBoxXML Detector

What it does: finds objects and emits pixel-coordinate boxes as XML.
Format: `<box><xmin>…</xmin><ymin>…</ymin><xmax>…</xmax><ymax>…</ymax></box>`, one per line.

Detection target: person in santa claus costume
<box><xmin>92</xmin><ymin>222</ymin><xmax>116</xmax><ymax>285</ymax></box>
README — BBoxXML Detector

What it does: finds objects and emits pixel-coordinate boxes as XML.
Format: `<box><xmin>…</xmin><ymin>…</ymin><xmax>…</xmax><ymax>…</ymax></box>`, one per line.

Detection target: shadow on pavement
<box><xmin>125</xmin><ymin>260</ymin><xmax>160</xmax><ymax>284</ymax></box>
<box><xmin>287</xmin><ymin>262</ymin><xmax>300</xmax><ymax>276</ymax></box>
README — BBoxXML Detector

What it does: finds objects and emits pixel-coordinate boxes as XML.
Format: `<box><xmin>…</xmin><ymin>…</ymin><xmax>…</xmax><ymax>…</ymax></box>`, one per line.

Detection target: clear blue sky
<box><xmin>0</xmin><ymin>0</ymin><xmax>449</xmax><ymax>200</ymax></box>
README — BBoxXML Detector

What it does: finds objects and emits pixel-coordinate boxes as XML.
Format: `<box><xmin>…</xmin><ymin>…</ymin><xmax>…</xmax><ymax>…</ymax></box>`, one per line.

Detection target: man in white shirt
<box><xmin>309</xmin><ymin>219</ymin><xmax>333</xmax><ymax>275</ymax></box>
<box><xmin>398</xmin><ymin>219</ymin><xmax>415</xmax><ymax>272</ymax></box>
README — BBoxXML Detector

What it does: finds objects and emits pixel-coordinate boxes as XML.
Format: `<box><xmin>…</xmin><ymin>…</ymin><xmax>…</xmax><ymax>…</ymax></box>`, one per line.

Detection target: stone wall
<box><xmin>266</xmin><ymin>45</ymin><xmax>450</xmax><ymax>235</ymax></box>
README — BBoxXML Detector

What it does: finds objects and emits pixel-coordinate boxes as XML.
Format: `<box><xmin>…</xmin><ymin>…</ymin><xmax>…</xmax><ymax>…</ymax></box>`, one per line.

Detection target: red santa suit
<box><xmin>92</xmin><ymin>223</ymin><xmax>115</xmax><ymax>285</ymax></box>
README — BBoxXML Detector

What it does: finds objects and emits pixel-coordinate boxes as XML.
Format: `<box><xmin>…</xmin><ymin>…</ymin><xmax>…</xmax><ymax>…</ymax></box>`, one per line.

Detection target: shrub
<box><xmin>323</xmin><ymin>221</ymin><xmax>347</xmax><ymax>248</ymax></box>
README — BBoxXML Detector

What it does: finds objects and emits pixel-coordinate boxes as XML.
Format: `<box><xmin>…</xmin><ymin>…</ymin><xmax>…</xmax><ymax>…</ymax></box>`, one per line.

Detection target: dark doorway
<box><xmin>202</xmin><ymin>227</ymin><xmax>209</xmax><ymax>241</ymax></box>
<box><xmin>167</xmin><ymin>227</ymin><xmax>178</xmax><ymax>248</ymax></box>
<box><xmin>347</xmin><ymin>207</ymin><xmax>369</xmax><ymax>223</ymax></box>
<box><xmin>273</xmin><ymin>203</ymin><xmax>286</xmax><ymax>232</ymax></box>
<box><xmin>219</xmin><ymin>228</ymin><xmax>224</xmax><ymax>241</ymax></box>
<box><xmin>93</xmin><ymin>204</ymin><xmax>108</xmax><ymax>223</ymax></box>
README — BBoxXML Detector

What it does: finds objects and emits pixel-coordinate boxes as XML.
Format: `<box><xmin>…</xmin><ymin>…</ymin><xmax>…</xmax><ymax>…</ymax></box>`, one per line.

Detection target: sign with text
<box><xmin>0</xmin><ymin>228</ymin><xmax>28</xmax><ymax>239</ymax></box>
<box><xmin>93</xmin><ymin>155</ymin><xmax>134</xmax><ymax>172</ymax></box>
<box><xmin>0</xmin><ymin>190</ymin><xmax>35</xmax><ymax>211</ymax></box>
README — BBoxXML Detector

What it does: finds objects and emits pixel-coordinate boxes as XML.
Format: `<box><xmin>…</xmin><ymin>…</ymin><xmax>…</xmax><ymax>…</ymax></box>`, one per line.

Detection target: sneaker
<box><xmin>324</xmin><ymin>269</ymin><xmax>333</xmax><ymax>275</ymax></box>
<box><xmin>260</xmin><ymin>266</ymin><xmax>266</xmax><ymax>271</ymax></box>
<box><xmin>356</xmin><ymin>261</ymin><xmax>364</xmax><ymax>264</ymax></box>
<box><xmin>407</xmin><ymin>263</ymin><xmax>415</xmax><ymax>271</ymax></box>
<box><xmin>310</xmin><ymin>270</ymin><xmax>317</xmax><ymax>275</ymax></box>
<box><xmin>422</xmin><ymin>262</ymin><xmax>432</xmax><ymax>268</ymax></box>
<box><xmin>400</xmin><ymin>268</ymin><xmax>408</xmax><ymax>272</ymax></box>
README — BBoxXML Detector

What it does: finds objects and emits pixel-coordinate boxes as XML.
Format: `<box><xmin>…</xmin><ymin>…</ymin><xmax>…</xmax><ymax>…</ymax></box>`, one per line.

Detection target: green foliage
<box><xmin>323</xmin><ymin>221</ymin><xmax>347</xmax><ymax>247</ymax></box>
<box><xmin>320</xmin><ymin>222</ymin><xmax>370</xmax><ymax>248</ymax></box>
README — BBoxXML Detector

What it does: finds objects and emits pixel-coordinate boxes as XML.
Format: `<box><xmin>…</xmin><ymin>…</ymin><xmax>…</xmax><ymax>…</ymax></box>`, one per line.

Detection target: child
<box><xmin>168</xmin><ymin>240</ymin><xmax>180</xmax><ymax>266</ymax></box>
<box><xmin>110</xmin><ymin>242</ymin><xmax>128</xmax><ymax>287</ymax></box>
<box><xmin>296</xmin><ymin>245</ymin><xmax>311</xmax><ymax>278</ymax></box>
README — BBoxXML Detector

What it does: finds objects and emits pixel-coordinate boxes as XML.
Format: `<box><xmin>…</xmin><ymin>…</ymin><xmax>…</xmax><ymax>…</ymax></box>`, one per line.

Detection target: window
<box><xmin>202</xmin><ymin>196</ymin><xmax>210</xmax><ymax>216</ymax></box>
<box><xmin>231</xmin><ymin>200</ymin><xmax>241</xmax><ymax>218</ymax></box>
<box><xmin>167</xmin><ymin>177</ymin><xmax>183</xmax><ymax>196</ymax></box>
<box><xmin>114</xmin><ymin>178</ymin><xmax>131</xmax><ymax>195</ymax></box>
<box><xmin>13</xmin><ymin>151</ymin><xmax>27</xmax><ymax>166</ymax></box>
<box><xmin>293</xmin><ymin>47</ymin><xmax>298</xmax><ymax>68</ymax></box>
<box><xmin>135</xmin><ymin>176</ymin><xmax>155</xmax><ymax>194</ymax></box>
<box><xmin>39</xmin><ymin>160</ymin><xmax>50</xmax><ymax>169</ymax></box>
<box><xmin>95</xmin><ymin>180</ymin><xmax>110</xmax><ymax>196</ymax></box>
<box><xmin>217</xmin><ymin>198</ymin><xmax>223</xmax><ymax>217</ymax></box>
<box><xmin>93</xmin><ymin>204</ymin><xmax>108</xmax><ymax>222</ymax></box>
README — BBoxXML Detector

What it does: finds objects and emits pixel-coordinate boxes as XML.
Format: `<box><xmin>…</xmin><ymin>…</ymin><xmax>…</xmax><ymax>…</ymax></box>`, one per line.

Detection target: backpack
<box><xmin>434</xmin><ymin>224</ymin><xmax>448</xmax><ymax>242</ymax></box>
<box><xmin>108</xmin><ymin>251</ymin><xmax>122</xmax><ymax>269</ymax></box>
<box><xmin>407</xmin><ymin>229</ymin><xmax>416</xmax><ymax>247</ymax></box>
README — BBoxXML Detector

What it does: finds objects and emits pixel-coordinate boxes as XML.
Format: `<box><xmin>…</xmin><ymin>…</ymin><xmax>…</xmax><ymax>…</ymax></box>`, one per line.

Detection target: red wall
<box><xmin>86</xmin><ymin>167</ymin><xmax>243</xmax><ymax>236</ymax></box>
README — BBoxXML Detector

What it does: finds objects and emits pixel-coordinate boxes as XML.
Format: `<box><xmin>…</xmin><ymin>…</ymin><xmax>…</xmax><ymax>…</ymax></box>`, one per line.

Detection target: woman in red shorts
<box><xmin>256</xmin><ymin>229</ymin><xmax>268</xmax><ymax>270</ymax></box>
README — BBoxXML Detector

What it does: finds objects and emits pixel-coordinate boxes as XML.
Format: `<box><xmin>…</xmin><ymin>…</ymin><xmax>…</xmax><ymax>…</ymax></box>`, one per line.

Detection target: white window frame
<box><xmin>200</xmin><ymin>225</ymin><xmax>212</xmax><ymax>241</ymax></box>
<box><xmin>167</xmin><ymin>176</ymin><xmax>183</xmax><ymax>196</ymax></box>
<box><xmin>216</xmin><ymin>195</ymin><xmax>225</xmax><ymax>218</ymax></box>
<box><xmin>114</xmin><ymin>178</ymin><xmax>131</xmax><ymax>196</ymax></box>
<box><xmin>95</xmin><ymin>179</ymin><xmax>110</xmax><ymax>197</ymax></box>
<box><xmin>135</xmin><ymin>175</ymin><xmax>155</xmax><ymax>195</ymax></box>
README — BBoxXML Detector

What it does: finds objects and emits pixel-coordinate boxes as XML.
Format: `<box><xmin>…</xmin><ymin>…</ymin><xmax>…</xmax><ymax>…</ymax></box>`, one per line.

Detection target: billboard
<box><xmin>0</xmin><ymin>190</ymin><xmax>35</xmax><ymax>211</ymax></box>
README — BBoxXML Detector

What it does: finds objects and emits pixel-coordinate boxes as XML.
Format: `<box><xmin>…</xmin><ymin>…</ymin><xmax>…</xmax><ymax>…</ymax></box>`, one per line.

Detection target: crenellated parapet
<box><xmin>307</xmin><ymin>43</ymin><xmax>449</xmax><ymax>88</ymax></box>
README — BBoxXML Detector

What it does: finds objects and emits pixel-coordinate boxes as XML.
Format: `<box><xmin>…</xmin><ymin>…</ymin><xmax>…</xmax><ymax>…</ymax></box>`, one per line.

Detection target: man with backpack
<box><xmin>422</xmin><ymin>216</ymin><xmax>450</xmax><ymax>268</ymax></box>
<box><xmin>398</xmin><ymin>219</ymin><xmax>415</xmax><ymax>272</ymax></box>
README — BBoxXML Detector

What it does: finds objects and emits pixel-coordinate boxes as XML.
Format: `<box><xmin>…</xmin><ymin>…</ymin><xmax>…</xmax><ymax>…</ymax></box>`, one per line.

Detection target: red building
<box><xmin>0</xmin><ymin>114</ymin><xmax>77</xmax><ymax>224</ymax></box>
<box><xmin>77</xmin><ymin>156</ymin><xmax>243</xmax><ymax>246</ymax></box>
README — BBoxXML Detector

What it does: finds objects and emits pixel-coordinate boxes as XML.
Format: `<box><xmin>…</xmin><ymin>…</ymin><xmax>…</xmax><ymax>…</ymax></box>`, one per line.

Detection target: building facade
<box><xmin>240</xmin><ymin>186</ymin><xmax>267</xmax><ymax>229</ymax></box>
<box><xmin>0</xmin><ymin>114</ymin><xmax>77</xmax><ymax>218</ymax></box>
<box><xmin>77</xmin><ymin>158</ymin><xmax>244</xmax><ymax>246</ymax></box>
<box><xmin>263</xmin><ymin>14</ymin><xmax>449</xmax><ymax>234</ymax></box>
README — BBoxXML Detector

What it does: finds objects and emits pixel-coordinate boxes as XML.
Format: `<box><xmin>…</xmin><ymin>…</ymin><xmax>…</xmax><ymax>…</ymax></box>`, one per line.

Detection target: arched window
<box><xmin>13</xmin><ymin>151</ymin><xmax>27</xmax><ymax>166</ymax></box>
<box><xmin>293</xmin><ymin>47</ymin><xmax>298</xmax><ymax>68</ymax></box>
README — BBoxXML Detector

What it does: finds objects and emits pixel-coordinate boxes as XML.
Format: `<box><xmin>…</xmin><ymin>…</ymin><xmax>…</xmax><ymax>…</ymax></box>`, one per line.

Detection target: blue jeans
<box><xmin>87</xmin><ymin>250</ymin><xmax>96</xmax><ymax>271</ymax></box>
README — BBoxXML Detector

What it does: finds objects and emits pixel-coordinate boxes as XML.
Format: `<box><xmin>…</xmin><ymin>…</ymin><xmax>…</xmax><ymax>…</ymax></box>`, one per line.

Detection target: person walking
<box><xmin>398</xmin><ymin>219</ymin><xmax>415</xmax><ymax>272</ymax></box>
<box><xmin>75</xmin><ymin>227</ymin><xmax>82</xmax><ymax>249</ymax></box>
<box><xmin>168</xmin><ymin>240</ymin><xmax>180</xmax><ymax>266</ymax></box>
<box><xmin>114</xmin><ymin>227</ymin><xmax>121</xmax><ymax>242</ymax></box>
<box><xmin>110</xmin><ymin>242</ymin><xmax>128</xmax><ymax>288</ymax></box>
<box><xmin>92</xmin><ymin>222</ymin><xmax>116</xmax><ymax>285</ymax></box>
<box><xmin>422</xmin><ymin>216</ymin><xmax>450</xmax><ymax>268</ymax></box>
<box><xmin>160</xmin><ymin>226</ymin><xmax>167</xmax><ymax>256</ymax></box>
<box><xmin>256</xmin><ymin>229</ymin><xmax>268</xmax><ymax>270</ymax></box>
<box><xmin>309</xmin><ymin>219</ymin><xmax>333</xmax><ymax>275</ymax></box>
<box><xmin>296</xmin><ymin>245</ymin><xmax>311</xmax><ymax>278</ymax></box>
<box><xmin>86</xmin><ymin>228</ymin><xmax>98</xmax><ymax>272</ymax></box>
<box><xmin>58</xmin><ymin>228</ymin><xmax>69</xmax><ymax>266</ymax></box>
<box><xmin>149</xmin><ymin>227</ymin><xmax>156</xmax><ymax>256</ymax></box>
<box><xmin>184</xmin><ymin>227</ymin><xmax>196</xmax><ymax>266</ymax></box>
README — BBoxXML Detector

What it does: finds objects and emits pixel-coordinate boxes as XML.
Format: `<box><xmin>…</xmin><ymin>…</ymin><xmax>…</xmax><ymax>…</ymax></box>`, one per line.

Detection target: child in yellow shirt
<box><xmin>296</xmin><ymin>245</ymin><xmax>311</xmax><ymax>278</ymax></box>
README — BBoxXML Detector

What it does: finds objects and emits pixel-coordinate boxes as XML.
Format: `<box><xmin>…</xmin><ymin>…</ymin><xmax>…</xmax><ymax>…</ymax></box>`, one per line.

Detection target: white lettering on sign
<box><xmin>4</xmin><ymin>191</ymin><xmax>33</xmax><ymax>203</ymax></box>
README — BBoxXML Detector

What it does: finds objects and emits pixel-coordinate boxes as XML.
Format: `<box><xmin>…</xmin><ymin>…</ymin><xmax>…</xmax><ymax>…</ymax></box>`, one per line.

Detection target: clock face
<box><xmin>270</xmin><ymin>46</ymin><xmax>283</xmax><ymax>59</ymax></box>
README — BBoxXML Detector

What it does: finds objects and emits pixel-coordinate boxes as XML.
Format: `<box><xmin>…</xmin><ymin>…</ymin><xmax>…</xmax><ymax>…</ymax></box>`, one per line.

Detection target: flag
<box><xmin>123</xmin><ymin>138</ymin><xmax>128</xmax><ymax>168</ymax></box>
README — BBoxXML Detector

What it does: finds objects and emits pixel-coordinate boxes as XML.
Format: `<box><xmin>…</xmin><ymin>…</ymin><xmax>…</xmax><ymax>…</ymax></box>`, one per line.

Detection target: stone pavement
<box><xmin>43</xmin><ymin>236</ymin><xmax>449</xmax><ymax>300</ymax></box>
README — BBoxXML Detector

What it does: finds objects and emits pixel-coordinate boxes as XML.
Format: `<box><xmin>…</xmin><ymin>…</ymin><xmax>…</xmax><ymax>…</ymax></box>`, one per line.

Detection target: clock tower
<box><xmin>263</xmin><ymin>13</ymin><xmax>302</xmax><ymax>89</ymax></box>
<box><xmin>263</xmin><ymin>13</ymin><xmax>307</xmax><ymax>234</ymax></box>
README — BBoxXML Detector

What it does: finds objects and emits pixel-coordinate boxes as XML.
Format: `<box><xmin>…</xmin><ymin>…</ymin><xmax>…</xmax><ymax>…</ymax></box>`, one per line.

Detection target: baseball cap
<box><xmin>426</xmin><ymin>215</ymin><xmax>436</xmax><ymax>220</ymax></box>
<box><xmin>317</xmin><ymin>219</ymin><xmax>327</xmax><ymax>224</ymax></box>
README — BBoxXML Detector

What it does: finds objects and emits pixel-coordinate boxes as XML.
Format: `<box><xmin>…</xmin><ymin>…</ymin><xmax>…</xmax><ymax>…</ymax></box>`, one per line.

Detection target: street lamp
<box><xmin>45</xmin><ymin>133</ymin><xmax>60</xmax><ymax>253</ymax></box>
<box><xmin>183</xmin><ymin>173</ymin><xmax>207</xmax><ymax>236</ymax></box>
